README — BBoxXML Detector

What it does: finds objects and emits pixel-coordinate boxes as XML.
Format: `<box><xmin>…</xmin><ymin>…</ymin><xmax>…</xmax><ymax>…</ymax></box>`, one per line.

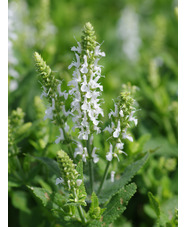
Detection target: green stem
<box><xmin>62</xmin><ymin>129</ymin><xmax>74</xmax><ymax>159</ymax></box>
<box><xmin>87</xmin><ymin>136</ymin><xmax>94</xmax><ymax>194</ymax></box>
<box><xmin>67</xmin><ymin>143</ymin><xmax>74</xmax><ymax>160</ymax></box>
<box><xmin>73</xmin><ymin>189</ymin><xmax>87</xmax><ymax>224</ymax></box>
<box><xmin>97</xmin><ymin>161</ymin><xmax>111</xmax><ymax>195</ymax></box>
<box><xmin>77</xmin><ymin>205</ymin><xmax>87</xmax><ymax>225</ymax></box>
<box><xmin>89</xmin><ymin>158</ymin><xmax>94</xmax><ymax>194</ymax></box>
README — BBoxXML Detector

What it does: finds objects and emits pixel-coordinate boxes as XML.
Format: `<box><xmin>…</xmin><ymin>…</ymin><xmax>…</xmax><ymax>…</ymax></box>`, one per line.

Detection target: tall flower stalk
<box><xmin>68</xmin><ymin>22</ymin><xmax>105</xmax><ymax>140</ymax></box>
<box><xmin>68</xmin><ymin>22</ymin><xmax>105</xmax><ymax>193</ymax></box>
<box><xmin>34</xmin><ymin>52</ymin><xmax>72</xmax><ymax>147</ymax></box>
<box><xmin>98</xmin><ymin>87</ymin><xmax>138</xmax><ymax>194</ymax></box>
<box><xmin>35</xmin><ymin>22</ymin><xmax>138</xmax><ymax>197</ymax></box>
<box><xmin>33</xmin><ymin>22</ymin><xmax>143</xmax><ymax>225</ymax></box>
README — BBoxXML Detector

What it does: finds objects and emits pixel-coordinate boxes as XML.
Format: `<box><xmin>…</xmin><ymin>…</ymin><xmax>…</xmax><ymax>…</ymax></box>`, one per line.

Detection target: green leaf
<box><xmin>90</xmin><ymin>192</ymin><xmax>99</xmax><ymax>210</ymax></box>
<box><xmin>99</xmin><ymin>153</ymin><xmax>149</xmax><ymax>203</ymax></box>
<box><xmin>148</xmin><ymin>192</ymin><xmax>160</xmax><ymax>217</ymax></box>
<box><xmin>102</xmin><ymin>183</ymin><xmax>137</xmax><ymax>225</ymax></box>
<box><xmin>34</xmin><ymin>156</ymin><xmax>61</xmax><ymax>176</ymax></box>
<box><xmin>88</xmin><ymin>219</ymin><xmax>102</xmax><ymax>227</ymax></box>
<box><xmin>11</xmin><ymin>191</ymin><xmax>31</xmax><ymax>214</ymax></box>
<box><xmin>88</xmin><ymin>192</ymin><xmax>105</xmax><ymax>220</ymax></box>
<box><xmin>28</xmin><ymin>186</ymin><xmax>66</xmax><ymax>211</ymax></box>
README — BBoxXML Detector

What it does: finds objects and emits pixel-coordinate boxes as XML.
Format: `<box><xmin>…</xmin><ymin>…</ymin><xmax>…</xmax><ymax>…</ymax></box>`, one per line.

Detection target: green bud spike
<box><xmin>34</xmin><ymin>52</ymin><xmax>51</xmax><ymax>77</ymax></box>
<box><xmin>120</xmin><ymin>91</ymin><xmax>134</xmax><ymax>118</ymax></box>
<box><xmin>81</xmin><ymin>22</ymin><xmax>97</xmax><ymax>57</ymax></box>
<box><xmin>10</xmin><ymin>107</ymin><xmax>25</xmax><ymax>128</ymax></box>
<box><xmin>34</xmin><ymin>52</ymin><xmax>58</xmax><ymax>95</ymax></box>
<box><xmin>57</xmin><ymin>150</ymin><xmax>79</xmax><ymax>192</ymax></box>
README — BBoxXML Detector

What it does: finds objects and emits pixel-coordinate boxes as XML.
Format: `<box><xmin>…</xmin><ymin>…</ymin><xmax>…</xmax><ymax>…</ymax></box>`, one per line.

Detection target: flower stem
<box><xmin>87</xmin><ymin>136</ymin><xmax>94</xmax><ymax>194</ymax></box>
<box><xmin>73</xmin><ymin>189</ymin><xmax>87</xmax><ymax>224</ymax></box>
<box><xmin>97</xmin><ymin>161</ymin><xmax>110</xmax><ymax>195</ymax></box>
<box><xmin>89</xmin><ymin>158</ymin><xmax>94</xmax><ymax>194</ymax></box>
<box><xmin>77</xmin><ymin>205</ymin><xmax>87</xmax><ymax>225</ymax></box>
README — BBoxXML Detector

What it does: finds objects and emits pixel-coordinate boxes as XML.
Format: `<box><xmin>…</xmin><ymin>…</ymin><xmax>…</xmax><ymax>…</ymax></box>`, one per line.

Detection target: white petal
<box><xmin>106</xmin><ymin>144</ymin><xmax>113</xmax><ymax>161</ymax></box>
<box><xmin>95</xmin><ymin>45</ymin><xmax>106</xmax><ymax>57</ymax></box>
<box><xmin>86</xmin><ymin>91</ymin><xmax>92</xmax><ymax>98</ymax></box>
<box><xmin>76</xmin><ymin>179</ymin><xmax>82</xmax><ymax>186</ymax></box>
<box><xmin>64</xmin><ymin>123</ymin><xmax>70</xmax><ymax>132</ymax></box>
<box><xmin>56</xmin><ymin>177</ymin><xmax>64</xmax><ymax>185</ymax></box>
<box><xmin>55</xmin><ymin>128</ymin><xmax>64</xmax><ymax>144</ymax></box>
<box><xmin>104</xmin><ymin>126</ymin><xmax>113</xmax><ymax>134</ymax></box>
<box><xmin>55</xmin><ymin>137</ymin><xmax>61</xmax><ymax>144</ymax></box>
<box><xmin>119</xmin><ymin>110</ymin><xmax>124</xmax><ymax>117</ymax></box>
<box><xmin>71</xmin><ymin>42</ymin><xmax>82</xmax><ymax>53</ymax></box>
<box><xmin>122</xmin><ymin>132</ymin><xmax>133</xmax><ymax>142</ymax></box>
<box><xmin>106</xmin><ymin>152</ymin><xmax>113</xmax><ymax>161</ymax></box>
<box><xmin>116</xmin><ymin>142</ymin><xmax>124</xmax><ymax>150</ymax></box>
<box><xmin>113</xmin><ymin>130</ymin><xmax>120</xmax><ymax>138</ymax></box>
<box><xmin>93</xmin><ymin>156</ymin><xmax>99</xmax><ymax>163</ymax></box>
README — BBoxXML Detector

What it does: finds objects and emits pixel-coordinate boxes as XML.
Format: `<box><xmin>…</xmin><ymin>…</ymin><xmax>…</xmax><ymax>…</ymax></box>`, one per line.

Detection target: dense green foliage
<box><xmin>8</xmin><ymin>0</ymin><xmax>177</xmax><ymax>226</ymax></box>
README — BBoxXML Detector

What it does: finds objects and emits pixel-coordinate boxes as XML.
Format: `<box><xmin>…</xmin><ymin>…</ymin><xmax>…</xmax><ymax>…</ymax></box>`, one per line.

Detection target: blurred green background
<box><xmin>8</xmin><ymin>0</ymin><xmax>178</xmax><ymax>226</ymax></box>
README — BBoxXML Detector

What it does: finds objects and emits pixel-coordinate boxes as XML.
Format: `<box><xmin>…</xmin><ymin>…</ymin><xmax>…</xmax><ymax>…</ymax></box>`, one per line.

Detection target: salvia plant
<box><xmin>30</xmin><ymin>22</ymin><xmax>149</xmax><ymax>226</ymax></box>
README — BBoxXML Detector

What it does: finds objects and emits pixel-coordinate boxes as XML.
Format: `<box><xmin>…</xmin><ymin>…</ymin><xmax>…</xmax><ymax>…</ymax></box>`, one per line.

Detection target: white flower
<box><xmin>94</xmin><ymin>58</ymin><xmax>102</xmax><ymax>74</ymax></box>
<box><xmin>113</xmin><ymin>120</ymin><xmax>121</xmax><ymax>138</ymax></box>
<box><xmin>64</xmin><ymin>122</ymin><xmax>70</xmax><ymax>133</ymax></box>
<box><xmin>95</xmin><ymin>45</ymin><xmax>106</xmax><ymax>57</ymax></box>
<box><xmin>92</xmin><ymin>147</ymin><xmax>99</xmax><ymax>163</ymax></box>
<box><xmin>56</xmin><ymin>177</ymin><xmax>64</xmax><ymax>185</ymax></box>
<box><xmin>109</xmin><ymin>104</ymin><xmax>118</xmax><ymax>118</ymax></box>
<box><xmin>68</xmin><ymin>38</ymin><xmax>105</xmax><ymax>139</ymax></box>
<box><xmin>57</xmin><ymin>84</ymin><xmax>68</xmax><ymax>100</ymax></box>
<box><xmin>71</xmin><ymin>42</ymin><xmax>82</xmax><ymax>54</ymax></box>
<box><xmin>44</xmin><ymin>98</ymin><xmax>55</xmax><ymax>120</ymax></box>
<box><xmin>40</xmin><ymin>86</ymin><xmax>48</xmax><ymax>99</ymax></box>
<box><xmin>74</xmin><ymin>141</ymin><xmax>88</xmax><ymax>162</ymax></box>
<box><xmin>116</xmin><ymin>142</ymin><xmax>124</xmax><ymax>150</ymax></box>
<box><xmin>80</xmin><ymin>55</ymin><xmax>88</xmax><ymax>74</ymax></box>
<box><xmin>104</xmin><ymin>125</ymin><xmax>113</xmax><ymax>134</ymax></box>
<box><xmin>76</xmin><ymin>179</ymin><xmax>82</xmax><ymax>186</ymax></box>
<box><xmin>62</xmin><ymin>105</ymin><xmax>73</xmax><ymax>117</ymax></box>
<box><xmin>111</xmin><ymin>171</ymin><xmax>115</xmax><ymax>182</ymax></box>
<box><xmin>119</xmin><ymin>110</ymin><xmax>124</xmax><ymax>117</ymax></box>
<box><xmin>89</xmin><ymin>74</ymin><xmax>103</xmax><ymax>91</ymax></box>
<box><xmin>106</xmin><ymin>143</ymin><xmax>113</xmax><ymax>161</ymax></box>
<box><xmin>55</xmin><ymin>128</ymin><xmax>64</xmax><ymax>144</ymax></box>
<box><xmin>116</xmin><ymin>142</ymin><xmax>128</xmax><ymax>156</ymax></box>
<box><xmin>81</xmin><ymin>75</ymin><xmax>88</xmax><ymax>92</ymax></box>
<box><xmin>129</xmin><ymin>111</ymin><xmax>138</xmax><ymax>126</ymax></box>
<box><xmin>68</xmin><ymin>53</ymin><xmax>80</xmax><ymax>69</ymax></box>
<box><xmin>78</xmin><ymin>127</ymin><xmax>89</xmax><ymax>140</ymax></box>
<box><xmin>122</xmin><ymin>129</ymin><xmax>133</xmax><ymax>142</ymax></box>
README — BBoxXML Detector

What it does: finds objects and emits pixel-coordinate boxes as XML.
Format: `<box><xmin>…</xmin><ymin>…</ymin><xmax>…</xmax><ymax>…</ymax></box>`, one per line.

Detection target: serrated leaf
<box><xmin>90</xmin><ymin>192</ymin><xmax>99</xmax><ymax>210</ymax></box>
<box><xmin>34</xmin><ymin>156</ymin><xmax>61</xmax><ymax>176</ymax></box>
<box><xmin>88</xmin><ymin>219</ymin><xmax>102</xmax><ymax>227</ymax></box>
<box><xmin>88</xmin><ymin>192</ymin><xmax>105</xmax><ymax>221</ymax></box>
<box><xmin>148</xmin><ymin>192</ymin><xmax>160</xmax><ymax>217</ymax></box>
<box><xmin>99</xmin><ymin>153</ymin><xmax>149</xmax><ymax>203</ymax></box>
<box><xmin>102</xmin><ymin>183</ymin><xmax>137</xmax><ymax>225</ymax></box>
<box><xmin>28</xmin><ymin>186</ymin><xmax>66</xmax><ymax>211</ymax></box>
